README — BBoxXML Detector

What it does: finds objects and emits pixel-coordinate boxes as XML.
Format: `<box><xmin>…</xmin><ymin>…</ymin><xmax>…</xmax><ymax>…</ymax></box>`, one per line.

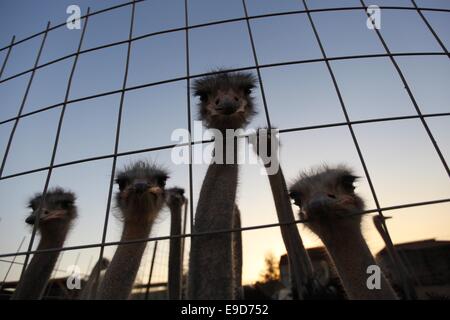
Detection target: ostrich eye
<box><xmin>244</xmin><ymin>88</ymin><xmax>252</xmax><ymax>95</ymax></box>
<box><xmin>156</xmin><ymin>176</ymin><xmax>167</xmax><ymax>188</ymax></box>
<box><xmin>289</xmin><ymin>191</ymin><xmax>302</xmax><ymax>207</ymax></box>
<box><xmin>199</xmin><ymin>93</ymin><xmax>208</xmax><ymax>103</ymax></box>
<box><xmin>60</xmin><ymin>200</ymin><xmax>72</xmax><ymax>209</ymax></box>
<box><xmin>116</xmin><ymin>178</ymin><xmax>128</xmax><ymax>191</ymax></box>
<box><xmin>347</xmin><ymin>185</ymin><xmax>356</xmax><ymax>192</ymax></box>
<box><xmin>341</xmin><ymin>175</ymin><xmax>356</xmax><ymax>192</ymax></box>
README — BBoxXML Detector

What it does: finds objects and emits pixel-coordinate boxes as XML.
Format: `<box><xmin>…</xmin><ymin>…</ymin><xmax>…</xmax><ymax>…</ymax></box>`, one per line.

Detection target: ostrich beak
<box><xmin>149</xmin><ymin>186</ymin><xmax>163</xmax><ymax>195</ymax></box>
<box><xmin>215</xmin><ymin>93</ymin><xmax>238</xmax><ymax>115</ymax></box>
<box><xmin>134</xmin><ymin>182</ymin><xmax>149</xmax><ymax>193</ymax></box>
<box><xmin>25</xmin><ymin>209</ymin><xmax>65</xmax><ymax>224</ymax></box>
<box><xmin>42</xmin><ymin>210</ymin><xmax>66</xmax><ymax>221</ymax></box>
<box><xmin>307</xmin><ymin>193</ymin><xmax>334</xmax><ymax>215</ymax></box>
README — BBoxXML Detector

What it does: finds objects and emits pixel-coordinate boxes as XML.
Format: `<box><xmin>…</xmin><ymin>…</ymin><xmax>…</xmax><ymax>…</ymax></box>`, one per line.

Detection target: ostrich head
<box><xmin>26</xmin><ymin>188</ymin><xmax>77</xmax><ymax>232</ymax></box>
<box><xmin>289</xmin><ymin>165</ymin><xmax>365</xmax><ymax>236</ymax></box>
<box><xmin>98</xmin><ymin>257</ymin><xmax>110</xmax><ymax>271</ymax></box>
<box><xmin>165</xmin><ymin>187</ymin><xmax>186</xmax><ymax>209</ymax></box>
<box><xmin>115</xmin><ymin>161</ymin><xmax>168</xmax><ymax>224</ymax></box>
<box><xmin>193</xmin><ymin>70</ymin><xmax>257</xmax><ymax>130</ymax></box>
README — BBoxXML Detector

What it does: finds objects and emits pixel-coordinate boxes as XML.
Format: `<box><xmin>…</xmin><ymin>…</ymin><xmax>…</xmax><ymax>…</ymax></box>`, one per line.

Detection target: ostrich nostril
<box><xmin>215</xmin><ymin>98</ymin><xmax>220</xmax><ymax>105</ymax></box>
<box><xmin>234</xmin><ymin>96</ymin><xmax>239</xmax><ymax>102</ymax></box>
<box><xmin>134</xmin><ymin>183</ymin><xmax>148</xmax><ymax>193</ymax></box>
<box><xmin>43</xmin><ymin>209</ymin><xmax>50</xmax><ymax>215</ymax></box>
<box><xmin>221</xmin><ymin>103</ymin><xmax>236</xmax><ymax>115</ymax></box>
<box><xmin>327</xmin><ymin>193</ymin><xmax>336</xmax><ymax>199</ymax></box>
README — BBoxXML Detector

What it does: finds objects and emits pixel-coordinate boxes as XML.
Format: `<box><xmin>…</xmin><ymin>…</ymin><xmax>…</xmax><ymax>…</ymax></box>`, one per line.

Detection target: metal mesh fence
<box><xmin>0</xmin><ymin>0</ymin><xmax>448</xmax><ymax>299</ymax></box>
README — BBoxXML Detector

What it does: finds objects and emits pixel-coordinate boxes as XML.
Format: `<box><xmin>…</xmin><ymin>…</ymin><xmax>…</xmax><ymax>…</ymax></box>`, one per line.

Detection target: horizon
<box><xmin>0</xmin><ymin>0</ymin><xmax>449</xmax><ymax>291</ymax></box>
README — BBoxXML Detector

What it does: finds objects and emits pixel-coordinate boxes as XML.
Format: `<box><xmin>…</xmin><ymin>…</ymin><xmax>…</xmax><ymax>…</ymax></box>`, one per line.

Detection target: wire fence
<box><xmin>0</xmin><ymin>0</ymin><xmax>449</xmax><ymax>299</ymax></box>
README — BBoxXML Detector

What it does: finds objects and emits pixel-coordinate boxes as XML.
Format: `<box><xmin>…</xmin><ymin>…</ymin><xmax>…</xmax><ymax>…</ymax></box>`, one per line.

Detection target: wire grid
<box><xmin>0</xmin><ymin>0</ymin><xmax>449</xmax><ymax>297</ymax></box>
<box><xmin>141</xmin><ymin>240</ymin><xmax>170</xmax><ymax>292</ymax></box>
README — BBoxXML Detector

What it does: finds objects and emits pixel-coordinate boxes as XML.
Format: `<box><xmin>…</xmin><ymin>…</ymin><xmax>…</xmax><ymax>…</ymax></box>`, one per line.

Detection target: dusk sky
<box><xmin>0</xmin><ymin>0</ymin><xmax>449</xmax><ymax>288</ymax></box>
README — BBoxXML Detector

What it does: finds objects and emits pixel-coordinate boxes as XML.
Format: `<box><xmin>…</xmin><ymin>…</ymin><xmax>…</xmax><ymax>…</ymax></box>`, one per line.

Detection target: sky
<box><xmin>0</xmin><ymin>0</ymin><xmax>449</xmax><ymax>290</ymax></box>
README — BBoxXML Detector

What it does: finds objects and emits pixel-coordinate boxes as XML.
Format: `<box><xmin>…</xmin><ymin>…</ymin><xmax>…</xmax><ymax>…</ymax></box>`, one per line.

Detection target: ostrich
<box><xmin>289</xmin><ymin>165</ymin><xmax>398</xmax><ymax>300</ymax></box>
<box><xmin>78</xmin><ymin>257</ymin><xmax>109</xmax><ymax>300</ymax></box>
<box><xmin>96</xmin><ymin>160</ymin><xmax>168</xmax><ymax>300</ymax></box>
<box><xmin>251</xmin><ymin>128</ymin><xmax>321</xmax><ymax>299</ymax></box>
<box><xmin>12</xmin><ymin>188</ymin><xmax>77</xmax><ymax>300</ymax></box>
<box><xmin>188</xmin><ymin>70</ymin><xmax>257</xmax><ymax>300</ymax></box>
<box><xmin>166</xmin><ymin>187</ymin><xmax>187</xmax><ymax>300</ymax></box>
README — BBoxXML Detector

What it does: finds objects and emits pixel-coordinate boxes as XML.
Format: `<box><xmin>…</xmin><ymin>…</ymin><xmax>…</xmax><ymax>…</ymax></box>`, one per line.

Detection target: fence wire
<box><xmin>0</xmin><ymin>0</ymin><xmax>449</xmax><ymax>298</ymax></box>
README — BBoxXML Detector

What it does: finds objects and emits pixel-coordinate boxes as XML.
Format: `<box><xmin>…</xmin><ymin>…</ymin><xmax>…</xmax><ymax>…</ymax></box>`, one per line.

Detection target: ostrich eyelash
<box><xmin>289</xmin><ymin>191</ymin><xmax>302</xmax><ymax>207</ymax></box>
<box><xmin>341</xmin><ymin>174</ymin><xmax>358</xmax><ymax>191</ymax></box>
<box><xmin>115</xmin><ymin>178</ymin><xmax>129</xmax><ymax>190</ymax></box>
<box><xmin>194</xmin><ymin>90</ymin><xmax>208</xmax><ymax>102</ymax></box>
<box><xmin>156</xmin><ymin>175</ymin><xmax>169</xmax><ymax>187</ymax></box>
<box><xmin>60</xmin><ymin>200</ymin><xmax>73</xmax><ymax>208</ymax></box>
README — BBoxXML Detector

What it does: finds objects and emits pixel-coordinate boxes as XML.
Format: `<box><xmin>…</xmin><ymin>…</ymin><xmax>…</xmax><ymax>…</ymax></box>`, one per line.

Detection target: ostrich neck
<box><xmin>321</xmin><ymin>225</ymin><xmax>397</xmax><ymax>300</ymax></box>
<box><xmin>188</xmin><ymin>136</ymin><xmax>238</xmax><ymax>300</ymax></box>
<box><xmin>11</xmin><ymin>228</ymin><xmax>69</xmax><ymax>300</ymax></box>
<box><xmin>266</xmin><ymin>166</ymin><xmax>314</xmax><ymax>298</ymax></box>
<box><xmin>79</xmin><ymin>259</ymin><xmax>104</xmax><ymax>300</ymax></box>
<box><xmin>168</xmin><ymin>203</ymin><xmax>183</xmax><ymax>300</ymax></box>
<box><xmin>232</xmin><ymin>206</ymin><xmax>243</xmax><ymax>299</ymax></box>
<box><xmin>97</xmin><ymin>218</ymin><xmax>153</xmax><ymax>300</ymax></box>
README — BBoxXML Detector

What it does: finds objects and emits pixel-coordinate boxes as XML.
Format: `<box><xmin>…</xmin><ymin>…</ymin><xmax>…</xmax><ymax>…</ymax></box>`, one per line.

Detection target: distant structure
<box><xmin>275</xmin><ymin>239</ymin><xmax>450</xmax><ymax>300</ymax></box>
<box><xmin>376</xmin><ymin>239</ymin><xmax>450</xmax><ymax>300</ymax></box>
<box><xmin>278</xmin><ymin>248</ymin><xmax>345</xmax><ymax>300</ymax></box>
